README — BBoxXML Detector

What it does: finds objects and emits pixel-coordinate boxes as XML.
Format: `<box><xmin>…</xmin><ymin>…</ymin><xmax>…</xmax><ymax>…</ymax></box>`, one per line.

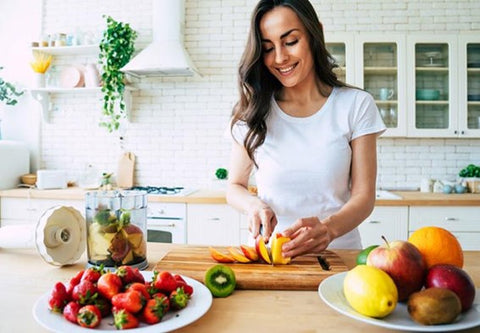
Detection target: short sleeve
<box><xmin>229</xmin><ymin>119</ymin><xmax>249</xmax><ymax>144</ymax></box>
<box><xmin>351</xmin><ymin>91</ymin><xmax>387</xmax><ymax>140</ymax></box>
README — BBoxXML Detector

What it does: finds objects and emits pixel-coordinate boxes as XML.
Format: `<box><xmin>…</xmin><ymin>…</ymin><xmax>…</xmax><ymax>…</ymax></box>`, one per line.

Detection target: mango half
<box><xmin>271</xmin><ymin>233</ymin><xmax>291</xmax><ymax>265</ymax></box>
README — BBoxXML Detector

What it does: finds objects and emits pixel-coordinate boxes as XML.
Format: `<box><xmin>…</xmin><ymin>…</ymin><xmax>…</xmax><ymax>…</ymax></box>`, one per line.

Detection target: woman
<box><xmin>227</xmin><ymin>0</ymin><xmax>386</xmax><ymax>258</ymax></box>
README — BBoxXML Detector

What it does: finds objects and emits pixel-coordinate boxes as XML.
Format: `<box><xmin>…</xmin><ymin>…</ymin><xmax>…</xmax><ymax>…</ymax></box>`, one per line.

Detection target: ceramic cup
<box><xmin>379</xmin><ymin>88</ymin><xmax>394</xmax><ymax>101</ymax></box>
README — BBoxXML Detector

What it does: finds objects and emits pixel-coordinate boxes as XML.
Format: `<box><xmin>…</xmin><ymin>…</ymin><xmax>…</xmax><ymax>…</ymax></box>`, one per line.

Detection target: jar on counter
<box><xmin>85</xmin><ymin>190</ymin><xmax>148</xmax><ymax>270</ymax></box>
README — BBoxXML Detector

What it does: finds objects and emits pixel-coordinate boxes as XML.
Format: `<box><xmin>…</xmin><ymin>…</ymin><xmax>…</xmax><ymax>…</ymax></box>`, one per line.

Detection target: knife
<box><xmin>317</xmin><ymin>255</ymin><xmax>330</xmax><ymax>271</ymax></box>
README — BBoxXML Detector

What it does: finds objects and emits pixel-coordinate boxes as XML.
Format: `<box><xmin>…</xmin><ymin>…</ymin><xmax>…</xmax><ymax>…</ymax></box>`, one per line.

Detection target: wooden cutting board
<box><xmin>116</xmin><ymin>152</ymin><xmax>135</xmax><ymax>188</ymax></box>
<box><xmin>153</xmin><ymin>246</ymin><xmax>348</xmax><ymax>290</ymax></box>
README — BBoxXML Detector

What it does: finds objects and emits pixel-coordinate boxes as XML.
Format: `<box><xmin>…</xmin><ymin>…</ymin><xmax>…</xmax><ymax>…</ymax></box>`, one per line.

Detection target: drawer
<box><xmin>409</xmin><ymin>207</ymin><xmax>480</xmax><ymax>232</ymax></box>
<box><xmin>358</xmin><ymin>206</ymin><xmax>409</xmax><ymax>247</ymax></box>
<box><xmin>1</xmin><ymin>198</ymin><xmax>84</xmax><ymax>222</ymax></box>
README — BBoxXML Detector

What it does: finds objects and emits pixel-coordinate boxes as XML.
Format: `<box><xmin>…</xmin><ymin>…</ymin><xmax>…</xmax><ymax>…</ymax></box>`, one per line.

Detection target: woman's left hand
<box><xmin>281</xmin><ymin>217</ymin><xmax>332</xmax><ymax>258</ymax></box>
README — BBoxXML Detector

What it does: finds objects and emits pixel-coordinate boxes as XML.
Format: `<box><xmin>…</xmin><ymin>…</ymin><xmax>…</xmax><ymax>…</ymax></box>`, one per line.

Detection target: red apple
<box><xmin>366</xmin><ymin>236</ymin><xmax>426</xmax><ymax>301</ymax></box>
<box><xmin>425</xmin><ymin>264</ymin><xmax>476</xmax><ymax>312</ymax></box>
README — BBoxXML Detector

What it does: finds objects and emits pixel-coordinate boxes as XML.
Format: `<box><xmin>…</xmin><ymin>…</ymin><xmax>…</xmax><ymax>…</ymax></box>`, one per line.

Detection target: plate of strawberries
<box><xmin>33</xmin><ymin>266</ymin><xmax>212</xmax><ymax>332</ymax></box>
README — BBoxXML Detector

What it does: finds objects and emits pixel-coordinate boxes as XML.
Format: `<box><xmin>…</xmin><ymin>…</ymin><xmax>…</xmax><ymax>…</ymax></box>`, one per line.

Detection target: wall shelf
<box><xmin>30</xmin><ymin>86</ymin><xmax>137</xmax><ymax>122</ymax></box>
<box><xmin>31</xmin><ymin>45</ymin><xmax>99</xmax><ymax>56</ymax></box>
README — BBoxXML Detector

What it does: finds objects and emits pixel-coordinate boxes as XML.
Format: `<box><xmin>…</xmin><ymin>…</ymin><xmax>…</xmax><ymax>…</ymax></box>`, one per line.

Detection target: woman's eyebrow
<box><xmin>261</xmin><ymin>28</ymin><xmax>299</xmax><ymax>43</ymax></box>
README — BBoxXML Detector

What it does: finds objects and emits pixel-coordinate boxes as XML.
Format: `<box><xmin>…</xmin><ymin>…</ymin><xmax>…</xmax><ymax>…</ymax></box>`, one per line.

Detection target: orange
<box><xmin>408</xmin><ymin>226</ymin><xmax>463</xmax><ymax>268</ymax></box>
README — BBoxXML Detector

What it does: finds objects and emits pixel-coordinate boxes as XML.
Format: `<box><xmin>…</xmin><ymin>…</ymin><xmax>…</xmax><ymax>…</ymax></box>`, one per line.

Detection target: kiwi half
<box><xmin>204</xmin><ymin>264</ymin><xmax>236</xmax><ymax>297</ymax></box>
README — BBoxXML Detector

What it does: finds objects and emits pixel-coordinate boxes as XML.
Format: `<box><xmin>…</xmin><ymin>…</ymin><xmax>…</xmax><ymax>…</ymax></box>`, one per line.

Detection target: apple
<box><xmin>425</xmin><ymin>264</ymin><xmax>476</xmax><ymax>312</ymax></box>
<box><xmin>271</xmin><ymin>233</ymin><xmax>291</xmax><ymax>265</ymax></box>
<box><xmin>240</xmin><ymin>245</ymin><xmax>259</xmax><ymax>261</ymax></box>
<box><xmin>366</xmin><ymin>236</ymin><xmax>426</xmax><ymax>301</ymax></box>
<box><xmin>228</xmin><ymin>247</ymin><xmax>251</xmax><ymax>263</ymax></box>
<box><xmin>209</xmin><ymin>247</ymin><xmax>235</xmax><ymax>263</ymax></box>
<box><xmin>255</xmin><ymin>235</ymin><xmax>271</xmax><ymax>264</ymax></box>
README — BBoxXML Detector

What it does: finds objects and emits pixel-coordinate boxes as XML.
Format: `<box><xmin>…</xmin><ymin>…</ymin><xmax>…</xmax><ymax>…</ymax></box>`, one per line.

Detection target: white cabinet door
<box><xmin>358</xmin><ymin>206</ymin><xmax>409</xmax><ymax>248</ymax></box>
<box><xmin>1</xmin><ymin>197</ymin><xmax>84</xmax><ymax>227</ymax></box>
<box><xmin>409</xmin><ymin>206</ymin><xmax>480</xmax><ymax>250</ymax></box>
<box><xmin>187</xmin><ymin>204</ymin><xmax>240</xmax><ymax>246</ymax></box>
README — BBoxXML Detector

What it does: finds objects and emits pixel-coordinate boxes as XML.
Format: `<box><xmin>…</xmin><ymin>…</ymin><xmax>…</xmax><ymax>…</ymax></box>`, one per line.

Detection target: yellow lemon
<box><xmin>343</xmin><ymin>265</ymin><xmax>398</xmax><ymax>318</ymax></box>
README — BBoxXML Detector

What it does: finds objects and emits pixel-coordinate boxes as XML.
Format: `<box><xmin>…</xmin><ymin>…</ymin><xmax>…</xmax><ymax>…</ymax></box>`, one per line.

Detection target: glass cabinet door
<box><xmin>407</xmin><ymin>35</ymin><xmax>457</xmax><ymax>137</ymax></box>
<box><xmin>458</xmin><ymin>35</ymin><xmax>480</xmax><ymax>137</ymax></box>
<box><xmin>325</xmin><ymin>33</ymin><xmax>355</xmax><ymax>85</ymax></box>
<box><xmin>355</xmin><ymin>35</ymin><xmax>406</xmax><ymax>137</ymax></box>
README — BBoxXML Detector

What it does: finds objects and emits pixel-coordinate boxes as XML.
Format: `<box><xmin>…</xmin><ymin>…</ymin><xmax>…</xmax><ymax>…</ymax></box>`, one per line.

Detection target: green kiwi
<box><xmin>204</xmin><ymin>264</ymin><xmax>236</xmax><ymax>297</ymax></box>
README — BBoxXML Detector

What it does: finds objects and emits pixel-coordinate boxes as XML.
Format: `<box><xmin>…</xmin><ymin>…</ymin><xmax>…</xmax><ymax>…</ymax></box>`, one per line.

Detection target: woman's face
<box><xmin>259</xmin><ymin>6</ymin><xmax>315</xmax><ymax>88</ymax></box>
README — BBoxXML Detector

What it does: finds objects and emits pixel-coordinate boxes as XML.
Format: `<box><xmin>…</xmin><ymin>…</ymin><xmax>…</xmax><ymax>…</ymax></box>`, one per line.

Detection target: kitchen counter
<box><xmin>1</xmin><ymin>243</ymin><xmax>479</xmax><ymax>333</ymax></box>
<box><xmin>1</xmin><ymin>187</ymin><xmax>480</xmax><ymax>206</ymax></box>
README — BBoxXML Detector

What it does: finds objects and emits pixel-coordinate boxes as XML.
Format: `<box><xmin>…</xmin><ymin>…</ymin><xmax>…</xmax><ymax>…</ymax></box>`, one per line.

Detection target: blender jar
<box><xmin>85</xmin><ymin>190</ymin><xmax>148</xmax><ymax>270</ymax></box>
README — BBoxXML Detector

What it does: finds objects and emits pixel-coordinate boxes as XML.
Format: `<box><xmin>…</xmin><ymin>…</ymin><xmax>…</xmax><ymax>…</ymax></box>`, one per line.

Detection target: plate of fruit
<box><xmin>33</xmin><ymin>266</ymin><xmax>212</xmax><ymax>332</ymax></box>
<box><xmin>319</xmin><ymin>228</ymin><xmax>479</xmax><ymax>331</ymax></box>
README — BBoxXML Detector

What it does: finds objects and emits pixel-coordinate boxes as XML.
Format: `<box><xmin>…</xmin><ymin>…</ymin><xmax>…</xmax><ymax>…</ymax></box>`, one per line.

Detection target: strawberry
<box><xmin>71</xmin><ymin>280</ymin><xmax>98</xmax><ymax>305</ymax></box>
<box><xmin>66</xmin><ymin>270</ymin><xmax>84</xmax><ymax>298</ymax></box>
<box><xmin>145</xmin><ymin>280</ymin><xmax>160</xmax><ymax>297</ymax></box>
<box><xmin>77</xmin><ymin>304</ymin><xmax>102</xmax><ymax>328</ymax></box>
<box><xmin>48</xmin><ymin>282</ymin><xmax>69</xmax><ymax>313</ymax></box>
<box><xmin>116</xmin><ymin>265</ymin><xmax>145</xmax><ymax>285</ymax></box>
<box><xmin>173</xmin><ymin>274</ymin><xmax>187</xmax><ymax>284</ymax></box>
<box><xmin>81</xmin><ymin>266</ymin><xmax>104</xmax><ymax>283</ymax></box>
<box><xmin>93</xmin><ymin>296</ymin><xmax>111</xmax><ymax>317</ymax></box>
<box><xmin>63</xmin><ymin>301</ymin><xmax>81</xmax><ymax>324</ymax></box>
<box><xmin>153</xmin><ymin>271</ymin><xmax>177</xmax><ymax>294</ymax></box>
<box><xmin>141</xmin><ymin>294</ymin><xmax>170</xmax><ymax>324</ymax></box>
<box><xmin>113</xmin><ymin>308</ymin><xmax>139</xmax><ymax>330</ymax></box>
<box><xmin>126</xmin><ymin>282</ymin><xmax>151</xmax><ymax>300</ymax></box>
<box><xmin>173</xmin><ymin>274</ymin><xmax>194</xmax><ymax>296</ymax></box>
<box><xmin>169</xmin><ymin>287</ymin><xmax>190</xmax><ymax>310</ymax></box>
<box><xmin>111</xmin><ymin>290</ymin><xmax>145</xmax><ymax>314</ymax></box>
<box><xmin>97</xmin><ymin>272</ymin><xmax>123</xmax><ymax>300</ymax></box>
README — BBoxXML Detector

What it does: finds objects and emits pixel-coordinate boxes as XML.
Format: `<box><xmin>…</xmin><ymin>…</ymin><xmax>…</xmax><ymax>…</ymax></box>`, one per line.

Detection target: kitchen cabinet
<box><xmin>326</xmin><ymin>33</ymin><xmax>480</xmax><ymax>138</ymax></box>
<box><xmin>458</xmin><ymin>35</ymin><xmax>480</xmax><ymax>135</ymax></box>
<box><xmin>186</xmin><ymin>204</ymin><xmax>240</xmax><ymax>246</ymax></box>
<box><xmin>0</xmin><ymin>197</ymin><xmax>84</xmax><ymax>227</ymax></box>
<box><xmin>29</xmin><ymin>45</ymin><xmax>136</xmax><ymax>122</ymax></box>
<box><xmin>354</xmin><ymin>34</ymin><xmax>407</xmax><ymax>137</ymax></box>
<box><xmin>325</xmin><ymin>33</ymin><xmax>355</xmax><ymax>85</ymax></box>
<box><xmin>409</xmin><ymin>206</ymin><xmax>480</xmax><ymax>251</ymax></box>
<box><xmin>358</xmin><ymin>206</ymin><xmax>409</xmax><ymax>248</ymax></box>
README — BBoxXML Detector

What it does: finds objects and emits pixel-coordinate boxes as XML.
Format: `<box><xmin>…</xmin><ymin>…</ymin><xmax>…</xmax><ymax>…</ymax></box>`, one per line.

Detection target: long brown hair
<box><xmin>231</xmin><ymin>0</ymin><xmax>346</xmax><ymax>166</ymax></box>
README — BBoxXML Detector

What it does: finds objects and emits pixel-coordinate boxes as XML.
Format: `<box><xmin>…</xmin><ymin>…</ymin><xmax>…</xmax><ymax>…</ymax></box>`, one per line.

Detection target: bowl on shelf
<box><xmin>416</xmin><ymin>89</ymin><xmax>440</xmax><ymax>100</ymax></box>
<box><xmin>21</xmin><ymin>173</ymin><xmax>37</xmax><ymax>185</ymax></box>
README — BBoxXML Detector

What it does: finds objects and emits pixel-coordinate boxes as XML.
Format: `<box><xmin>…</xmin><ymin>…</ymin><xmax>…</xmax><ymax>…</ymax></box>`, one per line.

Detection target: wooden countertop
<box><xmin>1</xmin><ymin>187</ymin><xmax>479</xmax><ymax>206</ymax></box>
<box><xmin>1</xmin><ymin>243</ymin><xmax>479</xmax><ymax>333</ymax></box>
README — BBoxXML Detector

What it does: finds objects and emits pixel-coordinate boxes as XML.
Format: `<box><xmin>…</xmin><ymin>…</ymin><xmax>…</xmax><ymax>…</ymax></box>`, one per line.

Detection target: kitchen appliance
<box><xmin>36</xmin><ymin>169</ymin><xmax>67</xmax><ymax>190</ymax></box>
<box><xmin>0</xmin><ymin>206</ymin><xmax>86</xmax><ymax>266</ymax></box>
<box><xmin>121</xmin><ymin>0</ymin><xmax>200</xmax><ymax>77</ymax></box>
<box><xmin>85</xmin><ymin>190</ymin><xmax>148</xmax><ymax>270</ymax></box>
<box><xmin>0</xmin><ymin>140</ymin><xmax>29</xmax><ymax>190</ymax></box>
<box><xmin>153</xmin><ymin>246</ymin><xmax>348</xmax><ymax>290</ymax></box>
<box><xmin>129</xmin><ymin>186</ymin><xmax>195</xmax><ymax>244</ymax></box>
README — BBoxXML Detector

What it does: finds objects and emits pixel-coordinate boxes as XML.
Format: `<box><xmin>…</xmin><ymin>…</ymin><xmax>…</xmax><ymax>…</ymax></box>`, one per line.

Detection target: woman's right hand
<box><xmin>247</xmin><ymin>201</ymin><xmax>277</xmax><ymax>243</ymax></box>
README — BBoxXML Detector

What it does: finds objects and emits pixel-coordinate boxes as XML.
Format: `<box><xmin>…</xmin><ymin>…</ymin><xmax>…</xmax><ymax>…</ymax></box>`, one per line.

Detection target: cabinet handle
<box><xmin>454</xmin><ymin>130</ymin><xmax>458</xmax><ymax>134</ymax></box>
<box><xmin>444</xmin><ymin>217</ymin><xmax>458</xmax><ymax>221</ymax></box>
<box><xmin>461</xmin><ymin>130</ymin><xmax>465</xmax><ymax>135</ymax></box>
<box><xmin>26</xmin><ymin>208</ymin><xmax>37</xmax><ymax>212</ymax></box>
<box><xmin>368</xmin><ymin>220</ymin><xmax>381</xmax><ymax>224</ymax></box>
<box><xmin>208</xmin><ymin>217</ymin><xmax>221</xmax><ymax>221</ymax></box>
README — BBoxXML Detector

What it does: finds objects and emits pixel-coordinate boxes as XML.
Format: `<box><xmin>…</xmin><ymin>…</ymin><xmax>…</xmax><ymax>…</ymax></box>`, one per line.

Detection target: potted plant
<box><xmin>458</xmin><ymin>164</ymin><xmax>480</xmax><ymax>193</ymax></box>
<box><xmin>98</xmin><ymin>15</ymin><xmax>137</xmax><ymax>132</ymax></box>
<box><xmin>0</xmin><ymin>67</ymin><xmax>24</xmax><ymax>106</ymax></box>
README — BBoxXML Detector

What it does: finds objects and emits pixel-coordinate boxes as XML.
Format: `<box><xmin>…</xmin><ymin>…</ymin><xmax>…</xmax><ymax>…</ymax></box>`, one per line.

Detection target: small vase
<box><xmin>33</xmin><ymin>73</ymin><xmax>45</xmax><ymax>88</ymax></box>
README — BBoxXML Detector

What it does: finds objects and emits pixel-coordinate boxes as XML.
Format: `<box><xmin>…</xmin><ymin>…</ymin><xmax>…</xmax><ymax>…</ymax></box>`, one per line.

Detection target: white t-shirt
<box><xmin>232</xmin><ymin>86</ymin><xmax>386</xmax><ymax>249</ymax></box>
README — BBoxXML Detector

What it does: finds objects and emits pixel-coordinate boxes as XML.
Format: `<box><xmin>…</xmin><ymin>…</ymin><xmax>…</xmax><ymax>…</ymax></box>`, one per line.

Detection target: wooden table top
<box><xmin>1</xmin><ymin>243</ymin><xmax>479</xmax><ymax>333</ymax></box>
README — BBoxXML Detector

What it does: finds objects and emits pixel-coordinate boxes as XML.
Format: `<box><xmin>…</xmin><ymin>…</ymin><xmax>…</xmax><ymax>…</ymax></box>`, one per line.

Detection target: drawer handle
<box><xmin>208</xmin><ymin>217</ymin><xmax>221</xmax><ymax>221</ymax></box>
<box><xmin>368</xmin><ymin>220</ymin><xmax>381</xmax><ymax>224</ymax></box>
<box><xmin>444</xmin><ymin>217</ymin><xmax>458</xmax><ymax>221</ymax></box>
<box><xmin>150</xmin><ymin>223</ymin><xmax>176</xmax><ymax>228</ymax></box>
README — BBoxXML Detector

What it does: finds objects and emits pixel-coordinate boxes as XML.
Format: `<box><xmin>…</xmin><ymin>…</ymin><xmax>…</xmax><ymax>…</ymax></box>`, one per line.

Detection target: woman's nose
<box><xmin>275</xmin><ymin>48</ymin><xmax>288</xmax><ymax>64</ymax></box>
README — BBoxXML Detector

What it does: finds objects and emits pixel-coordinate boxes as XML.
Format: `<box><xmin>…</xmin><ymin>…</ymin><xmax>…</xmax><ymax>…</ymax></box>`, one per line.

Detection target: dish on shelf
<box><xmin>60</xmin><ymin>66</ymin><xmax>85</xmax><ymax>88</ymax></box>
<box><xmin>421</xmin><ymin>62</ymin><xmax>444</xmax><ymax>67</ymax></box>
<box><xmin>423</xmin><ymin>51</ymin><xmax>443</xmax><ymax>59</ymax></box>
<box><xmin>416</xmin><ymin>89</ymin><xmax>440</xmax><ymax>100</ymax></box>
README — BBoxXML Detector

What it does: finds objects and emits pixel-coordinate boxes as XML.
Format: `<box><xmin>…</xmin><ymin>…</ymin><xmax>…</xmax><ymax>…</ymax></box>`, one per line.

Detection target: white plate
<box><xmin>318</xmin><ymin>272</ymin><xmax>480</xmax><ymax>332</ymax></box>
<box><xmin>33</xmin><ymin>272</ymin><xmax>212</xmax><ymax>332</ymax></box>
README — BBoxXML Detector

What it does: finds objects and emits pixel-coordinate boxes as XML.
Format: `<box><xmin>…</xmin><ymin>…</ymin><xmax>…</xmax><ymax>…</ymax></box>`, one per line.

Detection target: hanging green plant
<box><xmin>98</xmin><ymin>15</ymin><xmax>137</xmax><ymax>132</ymax></box>
<box><xmin>0</xmin><ymin>66</ymin><xmax>24</xmax><ymax>106</ymax></box>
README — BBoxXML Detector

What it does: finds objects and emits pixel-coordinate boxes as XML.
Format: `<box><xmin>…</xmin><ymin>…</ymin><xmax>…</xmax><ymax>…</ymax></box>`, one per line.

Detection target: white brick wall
<box><xmin>37</xmin><ymin>0</ymin><xmax>480</xmax><ymax>190</ymax></box>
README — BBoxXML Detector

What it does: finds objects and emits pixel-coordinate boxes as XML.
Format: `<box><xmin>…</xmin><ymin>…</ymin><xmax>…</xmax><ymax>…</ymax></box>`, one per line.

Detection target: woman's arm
<box><xmin>226</xmin><ymin>140</ymin><xmax>277</xmax><ymax>241</ymax></box>
<box><xmin>282</xmin><ymin>132</ymin><xmax>378</xmax><ymax>256</ymax></box>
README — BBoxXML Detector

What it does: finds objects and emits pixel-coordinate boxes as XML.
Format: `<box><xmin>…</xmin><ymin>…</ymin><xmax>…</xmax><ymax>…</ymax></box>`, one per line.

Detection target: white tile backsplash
<box><xmin>30</xmin><ymin>0</ymin><xmax>480</xmax><ymax>189</ymax></box>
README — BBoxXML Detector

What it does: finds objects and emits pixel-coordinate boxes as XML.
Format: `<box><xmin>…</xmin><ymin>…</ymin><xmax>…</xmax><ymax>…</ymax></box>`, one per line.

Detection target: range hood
<box><xmin>121</xmin><ymin>0</ymin><xmax>200</xmax><ymax>77</ymax></box>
